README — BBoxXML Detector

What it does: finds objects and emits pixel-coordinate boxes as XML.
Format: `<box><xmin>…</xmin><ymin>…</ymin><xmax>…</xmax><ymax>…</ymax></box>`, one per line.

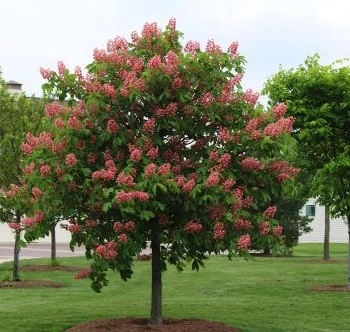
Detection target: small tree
<box><xmin>263</xmin><ymin>55</ymin><xmax>350</xmax><ymax>283</ymax></box>
<box><xmin>22</xmin><ymin>19</ymin><xmax>299</xmax><ymax>325</ymax></box>
<box><xmin>0</xmin><ymin>73</ymin><xmax>45</xmax><ymax>280</ymax></box>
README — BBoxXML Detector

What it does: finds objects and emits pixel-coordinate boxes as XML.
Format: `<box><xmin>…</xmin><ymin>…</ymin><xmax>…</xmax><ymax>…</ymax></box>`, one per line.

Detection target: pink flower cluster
<box><xmin>272</xmin><ymin>103</ymin><xmax>287</xmax><ymax>119</ymax></box>
<box><xmin>32</xmin><ymin>187</ymin><xmax>43</xmax><ymax>198</ymax></box>
<box><xmin>116</xmin><ymin>172</ymin><xmax>135</xmax><ymax>187</ymax></box>
<box><xmin>260</xmin><ymin>221</ymin><xmax>270</xmax><ymax>236</ymax></box>
<box><xmin>45</xmin><ymin>102</ymin><xmax>65</xmax><ymax>117</ymax></box>
<box><xmin>143</xmin><ymin>118</ymin><xmax>156</xmax><ymax>133</ymax></box>
<box><xmin>155</xmin><ymin>102</ymin><xmax>177</xmax><ymax>118</ymax></box>
<box><xmin>22</xmin><ymin>132</ymin><xmax>53</xmax><ymax>155</ymax></box>
<box><xmin>234</xmin><ymin>218</ymin><xmax>253</xmax><ymax>230</ymax></box>
<box><xmin>200</xmin><ymin>92</ymin><xmax>214</xmax><ymax>107</ymax></box>
<box><xmin>158</xmin><ymin>163</ymin><xmax>171</xmax><ymax>175</ymax></box>
<box><xmin>237</xmin><ymin>234</ymin><xmax>251</xmax><ymax>250</ymax></box>
<box><xmin>116</xmin><ymin>190</ymin><xmax>149</xmax><ymax>203</ymax></box>
<box><xmin>95</xmin><ymin>240</ymin><xmax>118</xmax><ymax>260</ymax></box>
<box><xmin>107</xmin><ymin>119</ymin><xmax>120</xmax><ymax>133</ymax></box>
<box><xmin>129</xmin><ymin>146</ymin><xmax>142</xmax><ymax>162</ymax></box>
<box><xmin>8</xmin><ymin>223</ymin><xmax>22</xmax><ymax>231</ymax></box>
<box><xmin>40</xmin><ymin>67</ymin><xmax>53</xmax><ymax>79</ymax></box>
<box><xmin>65</xmin><ymin>153</ymin><xmax>77</xmax><ymax>167</ymax></box>
<box><xmin>68</xmin><ymin>224</ymin><xmax>82</xmax><ymax>233</ymax></box>
<box><xmin>273</xmin><ymin>225</ymin><xmax>283</xmax><ymax>236</ymax></box>
<box><xmin>184</xmin><ymin>220</ymin><xmax>203</xmax><ymax>234</ymax></box>
<box><xmin>263</xmin><ymin>205</ymin><xmax>277</xmax><ymax>218</ymax></box>
<box><xmin>263</xmin><ymin>117</ymin><xmax>295</xmax><ymax>137</ymax></box>
<box><xmin>206</xmin><ymin>39</ymin><xmax>222</xmax><ymax>54</ymax></box>
<box><xmin>206</xmin><ymin>171</ymin><xmax>220</xmax><ymax>187</ymax></box>
<box><xmin>40</xmin><ymin>164</ymin><xmax>51</xmax><ymax>176</ymax></box>
<box><xmin>268</xmin><ymin>161</ymin><xmax>300</xmax><ymax>183</ymax></box>
<box><xmin>241</xmin><ymin>157</ymin><xmax>263</xmax><ymax>172</ymax></box>
<box><xmin>243</xmin><ymin>89</ymin><xmax>259</xmax><ymax>105</ymax></box>
<box><xmin>213</xmin><ymin>222</ymin><xmax>226</xmax><ymax>240</ymax></box>
<box><xmin>184</xmin><ymin>40</ymin><xmax>200</xmax><ymax>54</ymax></box>
<box><xmin>5</xmin><ymin>184</ymin><xmax>21</xmax><ymax>197</ymax></box>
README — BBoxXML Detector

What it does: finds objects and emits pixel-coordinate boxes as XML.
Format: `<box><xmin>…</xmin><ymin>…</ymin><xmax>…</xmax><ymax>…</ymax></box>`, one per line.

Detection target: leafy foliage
<box><xmin>20</xmin><ymin>20</ymin><xmax>298</xmax><ymax>292</ymax></box>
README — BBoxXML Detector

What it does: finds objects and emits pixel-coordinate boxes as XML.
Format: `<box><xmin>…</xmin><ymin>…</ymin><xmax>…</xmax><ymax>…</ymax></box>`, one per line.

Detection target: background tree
<box><xmin>21</xmin><ymin>19</ymin><xmax>299</xmax><ymax>325</ymax></box>
<box><xmin>0</xmin><ymin>73</ymin><xmax>45</xmax><ymax>280</ymax></box>
<box><xmin>263</xmin><ymin>55</ymin><xmax>350</xmax><ymax>277</ymax></box>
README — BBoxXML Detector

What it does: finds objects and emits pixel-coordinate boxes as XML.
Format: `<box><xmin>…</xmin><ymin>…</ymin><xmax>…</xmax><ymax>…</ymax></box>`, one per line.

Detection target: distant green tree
<box><xmin>263</xmin><ymin>55</ymin><xmax>350</xmax><ymax>286</ymax></box>
<box><xmin>0</xmin><ymin>72</ymin><xmax>45</xmax><ymax>281</ymax></box>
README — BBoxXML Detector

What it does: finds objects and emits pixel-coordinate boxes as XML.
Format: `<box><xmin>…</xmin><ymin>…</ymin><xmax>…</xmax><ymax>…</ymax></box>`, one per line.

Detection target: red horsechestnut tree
<box><xmin>20</xmin><ymin>19</ymin><xmax>299</xmax><ymax>325</ymax></box>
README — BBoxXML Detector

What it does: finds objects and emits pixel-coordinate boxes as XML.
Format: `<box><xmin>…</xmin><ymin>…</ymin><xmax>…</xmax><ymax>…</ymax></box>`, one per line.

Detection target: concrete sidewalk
<box><xmin>0</xmin><ymin>242</ymin><xmax>85</xmax><ymax>264</ymax></box>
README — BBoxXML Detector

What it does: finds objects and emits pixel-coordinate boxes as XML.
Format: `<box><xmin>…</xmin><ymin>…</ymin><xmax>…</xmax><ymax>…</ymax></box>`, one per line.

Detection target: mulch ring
<box><xmin>66</xmin><ymin>318</ymin><xmax>240</xmax><ymax>332</ymax></box>
<box><xmin>308</xmin><ymin>284</ymin><xmax>350</xmax><ymax>292</ymax></box>
<box><xmin>21</xmin><ymin>264</ymin><xmax>87</xmax><ymax>272</ymax></box>
<box><xmin>0</xmin><ymin>279</ymin><xmax>62</xmax><ymax>288</ymax></box>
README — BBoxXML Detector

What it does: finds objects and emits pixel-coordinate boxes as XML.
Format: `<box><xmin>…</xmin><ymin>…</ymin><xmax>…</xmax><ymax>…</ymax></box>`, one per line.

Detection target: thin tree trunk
<box><xmin>51</xmin><ymin>225</ymin><xmax>56</xmax><ymax>262</ymax></box>
<box><xmin>150</xmin><ymin>229</ymin><xmax>162</xmax><ymax>326</ymax></box>
<box><xmin>12</xmin><ymin>222</ymin><xmax>21</xmax><ymax>282</ymax></box>
<box><xmin>323</xmin><ymin>206</ymin><xmax>330</xmax><ymax>261</ymax></box>
<box><xmin>347</xmin><ymin>216</ymin><xmax>350</xmax><ymax>289</ymax></box>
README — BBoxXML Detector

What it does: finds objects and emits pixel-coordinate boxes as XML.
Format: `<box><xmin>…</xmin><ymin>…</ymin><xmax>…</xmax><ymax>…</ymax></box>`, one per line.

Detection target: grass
<box><xmin>0</xmin><ymin>243</ymin><xmax>349</xmax><ymax>332</ymax></box>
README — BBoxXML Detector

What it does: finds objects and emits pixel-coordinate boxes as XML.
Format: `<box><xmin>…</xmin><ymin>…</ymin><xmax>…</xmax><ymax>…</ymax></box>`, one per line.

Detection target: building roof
<box><xmin>6</xmin><ymin>80</ymin><xmax>22</xmax><ymax>86</ymax></box>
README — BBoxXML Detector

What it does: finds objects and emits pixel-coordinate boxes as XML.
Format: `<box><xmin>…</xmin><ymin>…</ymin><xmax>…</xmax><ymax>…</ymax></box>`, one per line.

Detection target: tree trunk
<box><xmin>323</xmin><ymin>206</ymin><xmax>330</xmax><ymax>261</ymax></box>
<box><xmin>12</xmin><ymin>229</ymin><xmax>21</xmax><ymax>282</ymax></box>
<box><xmin>347</xmin><ymin>216</ymin><xmax>350</xmax><ymax>289</ymax></box>
<box><xmin>51</xmin><ymin>225</ymin><xmax>56</xmax><ymax>262</ymax></box>
<box><xmin>150</xmin><ymin>229</ymin><xmax>162</xmax><ymax>326</ymax></box>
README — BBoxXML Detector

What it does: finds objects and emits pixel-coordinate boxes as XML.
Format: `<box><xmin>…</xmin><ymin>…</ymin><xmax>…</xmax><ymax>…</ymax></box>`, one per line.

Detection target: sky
<box><xmin>1</xmin><ymin>0</ymin><xmax>350</xmax><ymax>100</ymax></box>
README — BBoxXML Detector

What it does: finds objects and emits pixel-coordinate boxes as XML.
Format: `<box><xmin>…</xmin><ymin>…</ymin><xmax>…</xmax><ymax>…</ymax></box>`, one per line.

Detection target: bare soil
<box><xmin>66</xmin><ymin>318</ymin><xmax>240</xmax><ymax>332</ymax></box>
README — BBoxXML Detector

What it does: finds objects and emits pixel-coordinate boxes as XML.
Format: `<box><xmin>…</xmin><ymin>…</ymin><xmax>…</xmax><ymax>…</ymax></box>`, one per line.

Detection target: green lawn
<box><xmin>0</xmin><ymin>243</ymin><xmax>349</xmax><ymax>332</ymax></box>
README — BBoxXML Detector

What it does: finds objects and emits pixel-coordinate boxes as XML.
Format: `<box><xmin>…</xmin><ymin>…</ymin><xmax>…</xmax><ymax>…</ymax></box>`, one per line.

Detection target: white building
<box><xmin>298</xmin><ymin>198</ymin><xmax>348</xmax><ymax>243</ymax></box>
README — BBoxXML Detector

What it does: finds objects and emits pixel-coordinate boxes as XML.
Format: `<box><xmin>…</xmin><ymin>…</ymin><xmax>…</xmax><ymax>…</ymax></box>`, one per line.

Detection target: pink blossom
<box><xmin>184</xmin><ymin>220</ymin><xmax>203</xmax><ymax>234</ymax></box>
<box><xmin>176</xmin><ymin>175</ymin><xmax>186</xmax><ymax>187</ymax></box>
<box><xmin>273</xmin><ymin>225</ymin><xmax>283</xmax><ymax>236</ymax></box>
<box><xmin>65</xmin><ymin>153</ymin><xmax>77</xmax><ymax>167</ymax></box>
<box><xmin>241</xmin><ymin>157</ymin><xmax>262</xmax><ymax>172</ymax></box>
<box><xmin>8</xmin><ymin>223</ymin><xmax>22</xmax><ymax>231</ymax></box>
<box><xmin>221</xmin><ymin>178</ymin><xmax>236</xmax><ymax>191</ymax></box>
<box><xmin>116</xmin><ymin>172</ymin><xmax>135</xmax><ymax>187</ymax></box>
<box><xmin>263</xmin><ymin>205</ymin><xmax>277</xmax><ymax>218</ymax></box>
<box><xmin>218</xmin><ymin>153</ymin><xmax>231</xmax><ymax>169</ymax></box>
<box><xmin>158</xmin><ymin>163</ymin><xmax>171</xmax><ymax>175</ymax></box>
<box><xmin>32</xmin><ymin>187</ymin><xmax>43</xmax><ymax>198</ymax></box>
<box><xmin>45</xmin><ymin>102</ymin><xmax>64</xmax><ymax>117</ymax></box>
<box><xmin>143</xmin><ymin>118</ymin><xmax>156</xmax><ymax>133</ymax></box>
<box><xmin>125</xmin><ymin>220</ymin><xmax>136</xmax><ymax>232</ymax></box>
<box><xmin>260</xmin><ymin>221</ymin><xmax>270</xmax><ymax>236</ymax></box>
<box><xmin>141</xmin><ymin>22</ymin><xmax>161</xmax><ymax>39</ymax></box>
<box><xmin>40</xmin><ymin>67</ymin><xmax>53</xmax><ymax>79</ymax></box>
<box><xmin>40</xmin><ymin>164</ymin><xmax>51</xmax><ymax>176</ymax></box>
<box><xmin>184</xmin><ymin>40</ymin><xmax>200</xmax><ymax>54</ymax></box>
<box><xmin>172</xmin><ymin>77</ymin><xmax>182</xmax><ymax>89</ymax></box>
<box><xmin>209</xmin><ymin>150</ymin><xmax>219</xmax><ymax>162</ymax></box>
<box><xmin>272</xmin><ymin>103</ymin><xmax>287</xmax><ymax>119</ymax></box>
<box><xmin>147</xmin><ymin>55</ymin><xmax>162</xmax><ymax>69</ymax></box>
<box><xmin>113</xmin><ymin>221</ymin><xmax>124</xmax><ymax>233</ymax></box>
<box><xmin>206</xmin><ymin>39</ymin><xmax>222</xmax><ymax>54</ymax></box>
<box><xmin>243</xmin><ymin>89</ymin><xmax>259</xmax><ymax>105</ymax></box>
<box><xmin>119</xmin><ymin>233</ymin><xmax>128</xmax><ymax>243</ymax></box>
<box><xmin>95</xmin><ymin>240</ymin><xmax>118</xmax><ymax>260</ymax></box>
<box><xmin>57</xmin><ymin>61</ymin><xmax>66</xmax><ymax>77</ymax></box>
<box><xmin>237</xmin><ymin>234</ymin><xmax>251</xmax><ymax>250</ymax></box>
<box><xmin>227</xmin><ymin>41</ymin><xmax>239</xmax><ymax>57</ymax></box>
<box><xmin>145</xmin><ymin>163</ymin><xmax>157</xmax><ymax>177</ymax></box>
<box><xmin>116</xmin><ymin>191</ymin><xmax>134</xmax><ymax>203</ymax></box>
<box><xmin>107</xmin><ymin>119</ymin><xmax>120</xmax><ymax>133</ymax></box>
<box><xmin>24</xmin><ymin>163</ymin><xmax>35</xmax><ymax>175</ymax></box>
<box><xmin>54</xmin><ymin>118</ymin><xmax>65</xmax><ymax>129</ymax></box>
<box><xmin>147</xmin><ymin>147</ymin><xmax>159</xmax><ymax>160</ymax></box>
<box><xmin>168</xmin><ymin>17</ymin><xmax>176</xmax><ymax>30</ymax></box>
<box><xmin>234</xmin><ymin>219</ymin><xmax>253</xmax><ymax>230</ymax></box>
<box><xmin>133</xmin><ymin>191</ymin><xmax>149</xmax><ymax>201</ymax></box>
<box><xmin>200</xmin><ymin>92</ymin><xmax>214</xmax><ymax>107</ymax></box>
<box><xmin>182</xmin><ymin>179</ymin><xmax>195</xmax><ymax>193</ymax></box>
<box><xmin>206</xmin><ymin>171</ymin><xmax>220</xmax><ymax>187</ymax></box>
<box><xmin>34</xmin><ymin>210</ymin><xmax>45</xmax><ymax>223</ymax></box>
<box><xmin>213</xmin><ymin>222</ymin><xmax>226</xmax><ymax>240</ymax></box>
<box><xmin>68</xmin><ymin>224</ymin><xmax>82</xmax><ymax>233</ymax></box>
<box><xmin>130</xmin><ymin>148</ymin><xmax>142</xmax><ymax>162</ymax></box>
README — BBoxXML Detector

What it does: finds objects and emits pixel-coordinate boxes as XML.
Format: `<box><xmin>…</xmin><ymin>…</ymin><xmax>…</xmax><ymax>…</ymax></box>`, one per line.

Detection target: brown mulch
<box><xmin>308</xmin><ymin>284</ymin><xmax>350</xmax><ymax>292</ymax></box>
<box><xmin>21</xmin><ymin>264</ymin><xmax>86</xmax><ymax>272</ymax></box>
<box><xmin>66</xmin><ymin>318</ymin><xmax>240</xmax><ymax>332</ymax></box>
<box><xmin>0</xmin><ymin>279</ymin><xmax>62</xmax><ymax>288</ymax></box>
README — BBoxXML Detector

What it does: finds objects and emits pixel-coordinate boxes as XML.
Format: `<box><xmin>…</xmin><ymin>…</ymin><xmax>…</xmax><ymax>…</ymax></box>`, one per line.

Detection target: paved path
<box><xmin>0</xmin><ymin>242</ymin><xmax>85</xmax><ymax>263</ymax></box>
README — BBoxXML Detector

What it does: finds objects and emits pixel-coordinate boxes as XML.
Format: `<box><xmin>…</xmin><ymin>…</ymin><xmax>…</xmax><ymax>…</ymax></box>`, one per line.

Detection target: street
<box><xmin>0</xmin><ymin>242</ymin><xmax>85</xmax><ymax>263</ymax></box>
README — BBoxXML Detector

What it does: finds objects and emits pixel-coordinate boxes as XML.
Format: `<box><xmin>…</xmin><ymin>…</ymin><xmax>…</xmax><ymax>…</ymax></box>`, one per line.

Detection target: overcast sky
<box><xmin>1</xmin><ymin>0</ymin><xmax>349</xmax><ymax>99</ymax></box>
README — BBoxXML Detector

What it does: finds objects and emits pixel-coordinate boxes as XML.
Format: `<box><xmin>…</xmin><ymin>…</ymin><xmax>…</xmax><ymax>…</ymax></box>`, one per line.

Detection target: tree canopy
<box><xmin>18</xmin><ymin>19</ymin><xmax>299</xmax><ymax>324</ymax></box>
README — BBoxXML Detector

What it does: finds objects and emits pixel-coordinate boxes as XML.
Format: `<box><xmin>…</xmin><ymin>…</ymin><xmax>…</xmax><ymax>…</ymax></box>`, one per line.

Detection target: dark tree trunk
<box><xmin>12</xmin><ymin>213</ymin><xmax>21</xmax><ymax>281</ymax></box>
<box><xmin>323</xmin><ymin>206</ymin><xmax>330</xmax><ymax>261</ymax></box>
<box><xmin>51</xmin><ymin>225</ymin><xmax>56</xmax><ymax>262</ymax></box>
<box><xmin>347</xmin><ymin>216</ymin><xmax>350</xmax><ymax>289</ymax></box>
<box><xmin>150</xmin><ymin>229</ymin><xmax>162</xmax><ymax>326</ymax></box>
